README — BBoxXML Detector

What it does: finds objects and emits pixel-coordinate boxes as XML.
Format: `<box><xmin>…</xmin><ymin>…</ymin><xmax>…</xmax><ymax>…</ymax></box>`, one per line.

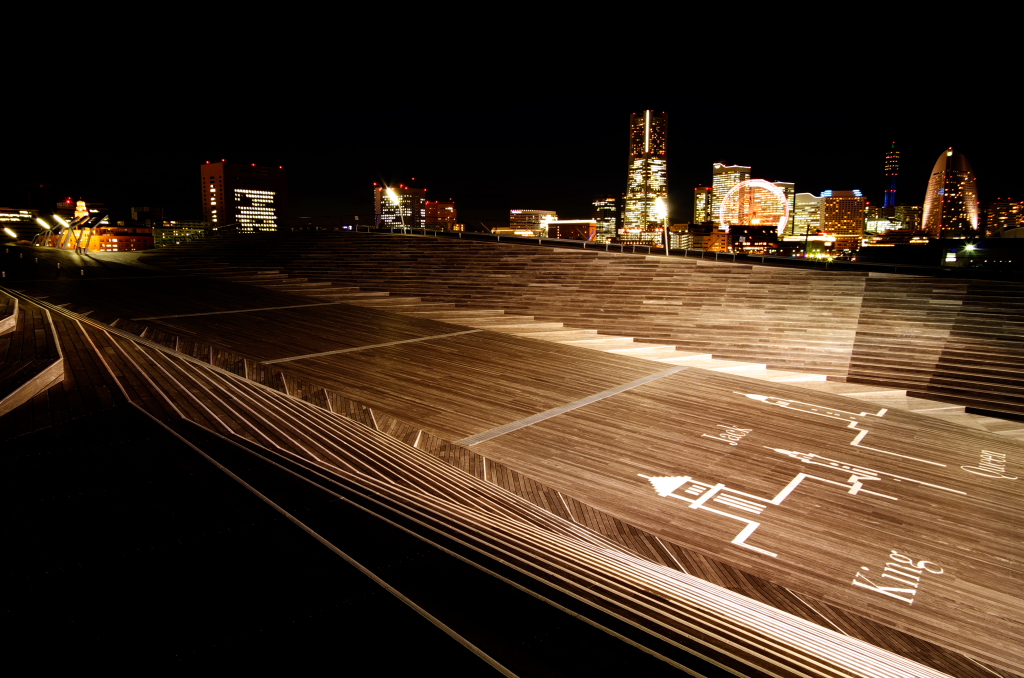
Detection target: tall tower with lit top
<box><xmin>921</xmin><ymin>148</ymin><xmax>979</xmax><ymax>238</ymax></box>
<box><xmin>883</xmin><ymin>142</ymin><xmax>899</xmax><ymax>216</ymax></box>
<box><xmin>623</xmin><ymin>111</ymin><xmax>668</xmax><ymax>231</ymax></box>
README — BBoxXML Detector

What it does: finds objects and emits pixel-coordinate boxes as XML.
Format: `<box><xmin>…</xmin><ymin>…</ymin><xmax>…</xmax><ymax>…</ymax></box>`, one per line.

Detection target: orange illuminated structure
<box><xmin>87</xmin><ymin>225</ymin><xmax>154</xmax><ymax>252</ymax></box>
<box><xmin>41</xmin><ymin>222</ymin><xmax>153</xmax><ymax>252</ymax></box>
<box><xmin>718</xmin><ymin>179</ymin><xmax>790</xmax><ymax>235</ymax></box>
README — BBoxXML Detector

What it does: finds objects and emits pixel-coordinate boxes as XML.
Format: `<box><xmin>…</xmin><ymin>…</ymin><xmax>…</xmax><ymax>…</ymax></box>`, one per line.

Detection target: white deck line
<box><xmin>262</xmin><ymin>329</ymin><xmax>483</xmax><ymax>364</ymax></box>
<box><xmin>135</xmin><ymin>300</ymin><xmax>352</xmax><ymax>320</ymax></box>
<box><xmin>457</xmin><ymin>366</ymin><xmax>688</xmax><ymax>446</ymax></box>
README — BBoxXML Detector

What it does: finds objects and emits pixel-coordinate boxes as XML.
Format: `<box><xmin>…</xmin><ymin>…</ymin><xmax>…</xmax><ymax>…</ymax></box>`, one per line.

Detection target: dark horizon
<box><xmin>3</xmin><ymin>102</ymin><xmax>1018</xmax><ymax>226</ymax></box>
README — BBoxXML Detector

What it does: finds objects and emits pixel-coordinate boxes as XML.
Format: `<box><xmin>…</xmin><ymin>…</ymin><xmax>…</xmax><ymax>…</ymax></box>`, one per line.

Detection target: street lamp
<box><xmin>386</xmin><ymin>188</ymin><xmax>406</xmax><ymax>232</ymax></box>
<box><xmin>963</xmin><ymin>243</ymin><xmax>977</xmax><ymax>267</ymax></box>
<box><xmin>655</xmin><ymin>197</ymin><xmax>669</xmax><ymax>255</ymax></box>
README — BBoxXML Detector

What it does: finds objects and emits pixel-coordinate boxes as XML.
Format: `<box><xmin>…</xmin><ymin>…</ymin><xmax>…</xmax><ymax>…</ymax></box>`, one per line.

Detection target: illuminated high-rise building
<box><xmin>623</xmin><ymin>111</ymin><xmax>667</xmax><ymax>230</ymax></box>
<box><xmin>894</xmin><ymin>205</ymin><xmax>923</xmax><ymax>230</ymax></box>
<box><xmin>922</xmin><ymin>148</ymin><xmax>980</xmax><ymax>238</ymax></box>
<box><xmin>711</xmin><ymin>164</ymin><xmax>751</xmax><ymax>227</ymax></box>
<box><xmin>693</xmin><ymin>186</ymin><xmax>712</xmax><ymax>224</ymax></box>
<box><xmin>985</xmin><ymin>198</ymin><xmax>1023</xmax><ymax>236</ymax></box>
<box><xmin>375</xmin><ymin>183</ymin><xmax>427</xmax><ymax>229</ymax></box>
<box><xmin>864</xmin><ymin>205</ymin><xmax>893</xmax><ymax>234</ymax></box>
<box><xmin>821</xmin><ymin>190</ymin><xmax>866</xmax><ymax>253</ymax></box>
<box><xmin>201</xmin><ymin>161</ymin><xmax>288</xmax><ymax>233</ymax></box>
<box><xmin>883</xmin><ymin>141</ymin><xmax>899</xmax><ymax>215</ymax></box>
<box><xmin>591</xmin><ymin>195</ymin><xmax>618</xmax><ymax>243</ymax></box>
<box><xmin>793</xmin><ymin>193</ymin><xmax>822</xmax><ymax>235</ymax></box>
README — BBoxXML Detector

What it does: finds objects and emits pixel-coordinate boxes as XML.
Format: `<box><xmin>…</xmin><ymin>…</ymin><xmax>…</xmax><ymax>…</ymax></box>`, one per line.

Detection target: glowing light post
<box><xmin>655</xmin><ymin>200</ymin><xmax>671</xmax><ymax>259</ymax></box>
<box><xmin>386</xmin><ymin>187</ymin><xmax>406</xmax><ymax>233</ymax></box>
<box><xmin>33</xmin><ymin>217</ymin><xmax>51</xmax><ymax>246</ymax></box>
<box><xmin>963</xmin><ymin>242</ymin><xmax>977</xmax><ymax>267</ymax></box>
<box><xmin>53</xmin><ymin>215</ymin><xmax>74</xmax><ymax>250</ymax></box>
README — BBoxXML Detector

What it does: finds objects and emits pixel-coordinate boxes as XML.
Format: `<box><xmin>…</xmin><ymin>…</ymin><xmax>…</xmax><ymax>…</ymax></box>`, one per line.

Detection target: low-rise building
<box><xmin>153</xmin><ymin>220</ymin><xmax>209</xmax><ymax>247</ymax></box>
<box><xmin>547</xmin><ymin>220</ymin><xmax>596</xmax><ymax>240</ymax></box>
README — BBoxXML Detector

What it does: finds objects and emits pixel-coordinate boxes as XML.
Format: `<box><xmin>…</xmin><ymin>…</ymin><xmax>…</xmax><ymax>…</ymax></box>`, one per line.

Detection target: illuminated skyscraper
<box><xmin>375</xmin><ymin>183</ymin><xmax>427</xmax><ymax>229</ymax></box>
<box><xmin>793</xmin><ymin>193</ymin><xmax>822</xmax><ymax>235</ymax></box>
<box><xmin>201</xmin><ymin>161</ymin><xmax>288</xmax><ymax>233</ymax></box>
<box><xmin>711</xmin><ymin>164</ymin><xmax>751</xmax><ymax>227</ymax></box>
<box><xmin>591</xmin><ymin>195</ymin><xmax>618</xmax><ymax>243</ymax></box>
<box><xmin>894</xmin><ymin>205</ymin><xmax>923</xmax><ymax>231</ymax></box>
<box><xmin>985</xmin><ymin>198</ymin><xmax>1022</xmax><ymax>236</ymax></box>
<box><xmin>693</xmin><ymin>186</ymin><xmax>712</xmax><ymax>224</ymax></box>
<box><xmin>821</xmin><ymin>190</ymin><xmax>866</xmax><ymax>253</ymax></box>
<box><xmin>883</xmin><ymin>141</ymin><xmax>899</xmax><ymax>215</ymax></box>
<box><xmin>922</xmin><ymin>148</ymin><xmax>980</xmax><ymax>238</ymax></box>
<box><xmin>623</xmin><ymin>111</ymin><xmax>667</xmax><ymax>230</ymax></box>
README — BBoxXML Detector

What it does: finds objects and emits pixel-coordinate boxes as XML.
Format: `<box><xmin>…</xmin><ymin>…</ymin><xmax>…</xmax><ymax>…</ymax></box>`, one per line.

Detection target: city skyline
<box><xmin>2</xmin><ymin>103</ymin><xmax>1017</xmax><ymax>227</ymax></box>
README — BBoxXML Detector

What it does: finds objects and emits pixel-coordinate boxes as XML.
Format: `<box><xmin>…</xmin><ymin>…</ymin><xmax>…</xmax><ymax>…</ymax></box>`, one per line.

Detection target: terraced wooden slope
<box><xmin>850</xmin><ymin>276</ymin><xmax>1024</xmax><ymax>417</ymax></box>
<box><xmin>4</xmin><ymin>253</ymin><xmax>1019</xmax><ymax>675</ymax></box>
<box><xmin>141</xmin><ymin>231</ymin><xmax>1024</xmax><ymax>419</ymax></box>
<box><xmin>3</xmin><ymin>288</ymin><xmax>995</xmax><ymax>678</ymax></box>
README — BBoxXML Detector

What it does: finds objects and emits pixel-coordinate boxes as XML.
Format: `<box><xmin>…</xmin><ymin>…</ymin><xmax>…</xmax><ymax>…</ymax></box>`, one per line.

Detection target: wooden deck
<box><xmin>0</xmin><ymin>291</ymin><xmax>64</xmax><ymax>417</ymax></box>
<box><xmin>2</xmin><ymin>235</ymin><xmax>1022</xmax><ymax>677</ymax></box>
<box><xmin>139</xmin><ymin>231</ymin><xmax>1024</xmax><ymax>418</ymax></box>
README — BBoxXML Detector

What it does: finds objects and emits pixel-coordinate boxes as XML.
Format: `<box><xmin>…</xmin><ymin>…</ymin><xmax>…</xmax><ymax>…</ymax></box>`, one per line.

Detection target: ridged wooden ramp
<box><xmin>2</xmin><ymin>237</ymin><xmax>1022</xmax><ymax>677</ymax></box>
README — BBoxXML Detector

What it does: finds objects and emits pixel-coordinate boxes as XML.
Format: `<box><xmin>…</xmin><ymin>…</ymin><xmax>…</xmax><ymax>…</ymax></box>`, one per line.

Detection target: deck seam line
<box><xmin>135</xmin><ymin>300</ymin><xmax>351</xmax><ymax>320</ymax></box>
<box><xmin>262</xmin><ymin>329</ymin><xmax>483</xmax><ymax>364</ymax></box>
<box><xmin>456</xmin><ymin>366</ymin><xmax>688</xmax><ymax>446</ymax></box>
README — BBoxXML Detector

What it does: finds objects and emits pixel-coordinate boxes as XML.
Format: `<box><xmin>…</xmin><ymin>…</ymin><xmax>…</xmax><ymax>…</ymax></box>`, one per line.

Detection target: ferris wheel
<box><xmin>719</xmin><ymin>179</ymin><xmax>790</xmax><ymax>235</ymax></box>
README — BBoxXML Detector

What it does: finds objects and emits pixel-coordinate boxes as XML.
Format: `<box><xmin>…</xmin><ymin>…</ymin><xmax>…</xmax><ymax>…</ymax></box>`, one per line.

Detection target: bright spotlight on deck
<box><xmin>964</xmin><ymin>244</ymin><xmax>976</xmax><ymax>251</ymax></box>
<box><xmin>3</xmin><ymin>227</ymin><xmax>17</xmax><ymax>239</ymax></box>
<box><xmin>36</xmin><ymin>218</ymin><xmax>51</xmax><ymax>229</ymax></box>
<box><xmin>53</xmin><ymin>215</ymin><xmax>70</xmax><ymax>228</ymax></box>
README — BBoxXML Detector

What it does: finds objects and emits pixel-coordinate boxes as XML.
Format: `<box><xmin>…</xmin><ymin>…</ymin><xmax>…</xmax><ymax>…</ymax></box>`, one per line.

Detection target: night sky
<box><xmin>4</xmin><ymin>63</ymin><xmax>1017</xmax><ymax>227</ymax></box>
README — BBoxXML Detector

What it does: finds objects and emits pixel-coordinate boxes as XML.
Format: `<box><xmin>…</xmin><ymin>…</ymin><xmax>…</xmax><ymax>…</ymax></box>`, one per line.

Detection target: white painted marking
<box><xmin>640</xmin><ymin>440</ymin><xmax>966</xmax><ymax>558</ymax></box>
<box><xmin>263</xmin><ymin>329</ymin><xmax>482</xmax><ymax>364</ymax></box>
